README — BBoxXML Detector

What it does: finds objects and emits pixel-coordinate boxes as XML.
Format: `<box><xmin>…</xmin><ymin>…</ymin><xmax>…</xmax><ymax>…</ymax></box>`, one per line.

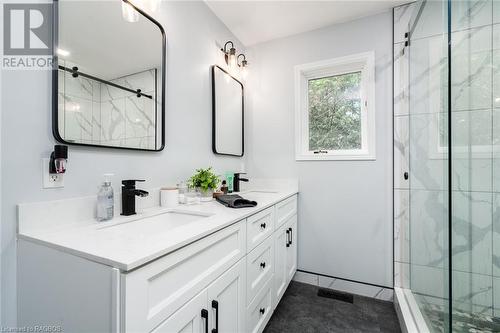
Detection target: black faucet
<box><xmin>233</xmin><ymin>173</ymin><xmax>249</xmax><ymax>192</ymax></box>
<box><xmin>121</xmin><ymin>180</ymin><xmax>149</xmax><ymax>216</ymax></box>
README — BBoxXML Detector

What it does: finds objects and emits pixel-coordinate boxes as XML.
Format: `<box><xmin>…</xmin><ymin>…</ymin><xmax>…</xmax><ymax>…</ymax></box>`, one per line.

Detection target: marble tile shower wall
<box><xmin>100</xmin><ymin>70</ymin><xmax>157</xmax><ymax>149</ymax></box>
<box><xmin>393</xmin><ymin>2</ymin><xmax>414</xmax><ymax>293</ymax></box>
<box><xmin>394</xmin><ymin>0</ymin><xmax>500</xmax><ymax>318</ymax></box>
<box><xmin>58</xmin><ymin>64</ymin><xmax>156</xmax><ymax>149</ymax></box>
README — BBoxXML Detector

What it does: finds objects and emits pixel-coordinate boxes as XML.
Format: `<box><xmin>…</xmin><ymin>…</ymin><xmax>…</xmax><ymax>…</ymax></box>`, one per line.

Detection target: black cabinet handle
<box><xmin>286</xmin><ymin>229</ymin><xmax>290</xmax><ymax>247</ymax></box>
<box><xmin>211</xmin><ymin>300</ymin><xmax>218</xmax><ymax>333</ymax></box>
<box><xmin>289</xmin><ymin>227</ymin><xmax>293</xmax><ymax>245</ymax></box>
<box><xmin>201</xmin><ymin>309</ymin><xmax>208</xmax><ymax>333</ymax></box>
<box><xmin>260</xmin><ymin>307</ymin><xmax>265</xmax><ymax>315</ymax></box>
<box><xmin>261</xmin><ymin>223</ymin><xmax>266</xmax><ymax>229</ymax></box>
<box><xmin>260</xmin><ymin>262</ymin><xmax>266</xmax><ymax>269</ymax></box>
<box><xmin>404</xmin><ymin>171</ymin><xmax>409</xmax><ymax>180</ymax></box>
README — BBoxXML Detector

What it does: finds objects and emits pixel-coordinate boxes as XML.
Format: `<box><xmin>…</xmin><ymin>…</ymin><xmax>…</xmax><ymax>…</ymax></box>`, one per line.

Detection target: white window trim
<box><xmin>294</xmin><ymin>52</ymin><xmax>376</xmax><ymax>161</ymax></box>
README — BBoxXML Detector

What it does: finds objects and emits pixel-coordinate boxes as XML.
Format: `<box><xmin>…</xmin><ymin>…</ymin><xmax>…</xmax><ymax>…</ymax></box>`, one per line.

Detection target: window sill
<box><xmin>295</xmin><ymin>153</ymin><xmax>376</xmax><ymax>161</ymax></box>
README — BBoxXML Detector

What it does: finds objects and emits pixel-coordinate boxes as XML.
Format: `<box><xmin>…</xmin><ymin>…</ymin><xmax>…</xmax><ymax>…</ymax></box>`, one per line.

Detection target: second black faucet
<box><xmin>233</xmin><ymin>173</ymin><xmax>249</xmax><ymax>192</ymax></box>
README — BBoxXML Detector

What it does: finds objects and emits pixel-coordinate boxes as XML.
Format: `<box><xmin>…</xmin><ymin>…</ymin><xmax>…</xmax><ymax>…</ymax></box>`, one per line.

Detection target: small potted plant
<box><xmin>188</xmin><ymin>167</ymin><xmax>220</xmax><ymax>201</ymax></box>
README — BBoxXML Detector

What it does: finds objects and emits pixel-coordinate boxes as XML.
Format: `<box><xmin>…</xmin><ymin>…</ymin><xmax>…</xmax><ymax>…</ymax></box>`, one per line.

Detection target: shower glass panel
<box><xmin>450</xmin><ymin>0</ymin><xmax>499</xmax><ymax>331</ymax></box>
<box><xmin>407</xmin><ymin>0</ymin><xmax>500</xmax><ymax>331</ymax></box>
<box><xmin>408</xmin><ymin>0</ymin><xmax>450</xmax><ymax>331</ymax></box>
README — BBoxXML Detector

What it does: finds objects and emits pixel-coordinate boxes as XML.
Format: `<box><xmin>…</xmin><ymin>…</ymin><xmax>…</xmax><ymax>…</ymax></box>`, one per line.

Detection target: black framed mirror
<box><xmin>52</xmin><ymin>0</ymin><xmax>166</xmax><ymax>151</ymax></box>
<box><xmin>212</xmin><ymin>65</ymin><xmax>244</xmax><ymax>157</ymax></box>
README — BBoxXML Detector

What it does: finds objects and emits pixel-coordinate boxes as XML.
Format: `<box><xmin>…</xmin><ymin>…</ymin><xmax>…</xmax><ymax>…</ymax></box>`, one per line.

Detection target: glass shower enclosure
<box><xmin>404</xmin><ymin>0</ymin><xmax>500</xmax><ymax>331</ymax></box>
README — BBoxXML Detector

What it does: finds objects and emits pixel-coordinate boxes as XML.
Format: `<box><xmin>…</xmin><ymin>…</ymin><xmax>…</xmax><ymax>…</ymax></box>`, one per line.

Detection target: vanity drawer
<box><xmin>246</xmin><ymin>276</ymin><xmax>273</xmax><ymax>333</ymax></box>
<box><xmin>122</xmin><ymin>221</ymin><xmax>246</xmax><ymax>333</ymax></box>
<box><xmin>246</xmin><ymin>234</ymin><xmax>274</xmax><ymax>305</ymax></box>
<box><xmin>275</xmin><ymin>195</ymin><xmax>297</xmax><ymax>229</ymax></box>
<box><xmin>246</xmin><ymin>206</ymin><xmax>275</xmax><ymax>252</ymax></box>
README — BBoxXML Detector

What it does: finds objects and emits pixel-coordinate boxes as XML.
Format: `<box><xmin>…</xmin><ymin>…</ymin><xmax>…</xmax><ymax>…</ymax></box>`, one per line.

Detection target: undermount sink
<box><xmin>241</xmin><ymin>190</ymin><xmax>278</xmax><ymax>194</ymax></box>
<box><xmin>96</xmin><ymin>209</ymin><xmax>214</xmax><ymax>231</ymax></box>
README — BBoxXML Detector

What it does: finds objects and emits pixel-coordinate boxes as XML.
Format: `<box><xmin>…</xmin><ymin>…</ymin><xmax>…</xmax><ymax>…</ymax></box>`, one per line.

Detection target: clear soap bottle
<box><xmin>97</xmin><ymin>173</ymin><xmax>114</xmax><ymax>222</ymax></box>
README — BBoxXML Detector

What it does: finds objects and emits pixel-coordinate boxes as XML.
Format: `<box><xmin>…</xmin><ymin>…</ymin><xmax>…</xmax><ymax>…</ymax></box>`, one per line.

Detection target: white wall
<box><xmin>246</xmin><ymin>11</ymin><xmax>393</xmax><ymax>288</ymax></box>
<box><xmin>0</xmin><ymin>1</ymin><xmax>245</xmax><ymax>326</ymax></box>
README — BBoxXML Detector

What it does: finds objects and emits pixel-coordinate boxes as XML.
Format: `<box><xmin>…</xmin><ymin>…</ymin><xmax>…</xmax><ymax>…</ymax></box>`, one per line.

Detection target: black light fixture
<box><xmin>237</xmin><ymin>54</ymin><xmax>248</xmax><ymax>79</ymax></box>
<box><xmin>221</xmin><ymin>41</ymin><xmax>237</xmax><ymax>69</ymax></box>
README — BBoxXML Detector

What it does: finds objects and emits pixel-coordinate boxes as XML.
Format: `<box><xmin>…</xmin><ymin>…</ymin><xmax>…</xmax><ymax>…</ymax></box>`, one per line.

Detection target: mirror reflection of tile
<box><xmin>58</xmin><ymin>61</ymin><xmax>158</xmax><ymax>150</ymax></box>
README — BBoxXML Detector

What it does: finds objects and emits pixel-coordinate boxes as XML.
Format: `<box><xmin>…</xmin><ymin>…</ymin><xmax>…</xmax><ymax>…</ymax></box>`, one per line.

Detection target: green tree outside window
<box><xmin>308</xmin><ymin>71</ymin><xmax>362</xmax><ymax>151</ymax></box>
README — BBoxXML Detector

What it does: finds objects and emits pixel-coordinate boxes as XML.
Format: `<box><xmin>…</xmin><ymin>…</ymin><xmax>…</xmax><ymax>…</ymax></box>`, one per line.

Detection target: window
<box><xmin>295</xmin><ymin>52</ymin><xmax>376</xmax><ymax>160</ymax></box>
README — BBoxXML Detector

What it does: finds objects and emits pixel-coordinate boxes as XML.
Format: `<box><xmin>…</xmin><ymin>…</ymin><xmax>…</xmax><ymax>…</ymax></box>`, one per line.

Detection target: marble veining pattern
<box><xmin>394</xmin><ymin>261</ymin><xmax>410</xmax><ymax>289</ymax></box>
<box><xmin>452</xmin><ymin>191</ymin><xmax>492</xmax><ymax>276</ymax></box>
<box><xmin>393</xmin><ymin>3</ymin><xmax>415</xmax><ymax>44</ymax></box>
<box><xmin>58</xmin><ymin>66</ymin><xmax>157</xmax><ymax>149</ymax></box>
<box><xmin>451</xmin><ymin>0</ymin><xmax>493</xmax><ymax>32</ymax></box>
<box><xmin>394</xmin><ymin>116</ymin><xmax>409</xmax><ymax>189</ymax></box>
<box><xmin>394</xmin><ymin>2</ymin><xmax>500</xmax><ymax>329</ymax></box>
<box><xmin>451</xmin><ymin>26</ymin><xmax>492</xmax><ymax>112</ymax></box>
<box><xmin>394</xmin><ymin>42</ymin><xmax>409</xmax><ymax>116</ymax></box>
<box><xmin>394</xmin><ymin>189</ymin><xmax>409</xmax><ymax>263</ymax></box>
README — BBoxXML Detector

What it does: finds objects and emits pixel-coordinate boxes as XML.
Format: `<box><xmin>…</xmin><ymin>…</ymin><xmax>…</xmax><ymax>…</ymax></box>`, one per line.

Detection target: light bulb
<box><xmin>128</xmin><ymin>0</ymin><xmax>160</xmax><ymax>15</ymax></box>
<box><xmin>240</xmin><ymin>59</ymin><xmax>248</xmax><ymax>79</ymax></box>
<box><xmin>57</xmin><ymin>48</ymin><xmax>70</xmax><ymax>57</ymax></box>
<box><xmin>228</xmin><ymin>53</ymin><xmax>237</xmax><ymax>69</ymax></box>
<box><xmin>241</xmin><ymin>66</ymin><xmax>248</xmax><ymax>79</ymax></box>
<box><xmin>122</xmin><ymin>1</ymin><xmax>139</xmax><ymax>22</ymax></box>
<box><xmin>146</xmin><ymin>0</ymin><xmax>160</xmax><ymax>13</ymax></box>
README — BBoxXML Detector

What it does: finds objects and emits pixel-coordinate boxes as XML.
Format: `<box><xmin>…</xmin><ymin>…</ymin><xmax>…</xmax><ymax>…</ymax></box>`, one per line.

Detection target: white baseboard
<box><xmin>292</xmin><ymin>270</ymin><xmax>393</xmax><ymax>301</ymax></box>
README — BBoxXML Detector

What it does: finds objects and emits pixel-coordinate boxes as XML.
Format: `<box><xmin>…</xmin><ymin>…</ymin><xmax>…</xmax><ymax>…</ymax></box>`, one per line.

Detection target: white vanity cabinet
<box><xmin>18</xmin><ymin>194</ymin><xmax>298</xmax><ymax>333</ymax></box>
<box><xmin>122</xmin><ymin>222</ymin><xmax>246</xmax><ymax>332</ymax></box>
<box><xmin>152</xmin><ymin>259</ymin><xmax>246</xmax><ymax>333</ymax></box>
<box><xmin>273</xmin><ymin>214</ymin><xmax>297</xmax><ymax>309</ymax></box>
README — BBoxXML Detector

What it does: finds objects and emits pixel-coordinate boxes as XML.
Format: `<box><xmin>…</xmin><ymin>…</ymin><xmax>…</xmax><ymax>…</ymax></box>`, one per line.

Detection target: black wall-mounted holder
<box><xmin>49</xmin><ymin>145</ymin><xmax>68</xmax><ymax>174</ymax></box>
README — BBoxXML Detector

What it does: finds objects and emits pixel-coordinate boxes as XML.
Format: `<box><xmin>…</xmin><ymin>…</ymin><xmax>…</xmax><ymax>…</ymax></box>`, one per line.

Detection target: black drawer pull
<box><xmin>289</xmin><ymin>227</ymin><xmax>293</xmax><ymax>245</ymax></box>
<box><xmin>201</xmin><ymin>309</ymin><xmax>208</xmax><ymax>333</ymax></box>
<box><xmin>260</xmin><ymin>262</ymin><xmax>266</xmax><ymax>269</ymax></box>
<box><xmin>211</xmin><ymin>300</ymin><xmax>218</xmax><ymax>333</ymax></box>
<box><xmin>259</xmin><ymin>308</ymin><xmax>265</xmax><ymax>315</ymax></box>
<box><xmin>286</xmin><ymin>229</ymin><xmax>290</xmax><ymax>247</ymax></box>
<box><xmin>260</xmin><ymin>223</ymin><xmax>266</xmax><ymax>229</ymax></box>
<box><xmin>404</xmin><ymin>171</ymin><xmax>409</xmax><ymax>180</ymax></box>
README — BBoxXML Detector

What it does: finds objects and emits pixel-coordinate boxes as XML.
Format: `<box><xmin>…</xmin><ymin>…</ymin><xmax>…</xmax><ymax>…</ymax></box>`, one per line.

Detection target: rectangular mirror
<box><xmin>53</xmin><ymin>0</ymin><xmax>166</xmax><ymax>151</ymax></box>
<box><xmin>212</xmin><ymin>65</ymin><xmax>244</xmax><ymax>157</ymax></box>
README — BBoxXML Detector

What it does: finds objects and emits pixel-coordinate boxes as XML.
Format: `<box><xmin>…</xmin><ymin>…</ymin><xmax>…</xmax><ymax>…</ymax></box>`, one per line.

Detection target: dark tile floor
<box><xmin>264</xmin><ymin>281</ymin><xmax>402</xmax><ymax>333</ymax></box>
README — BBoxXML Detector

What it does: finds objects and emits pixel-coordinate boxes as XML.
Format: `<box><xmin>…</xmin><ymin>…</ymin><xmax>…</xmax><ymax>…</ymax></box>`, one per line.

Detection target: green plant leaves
<box><xmin>188</xmin><ymin>167</ymin><xmax>220</xmax><ymax>191</ymax></box>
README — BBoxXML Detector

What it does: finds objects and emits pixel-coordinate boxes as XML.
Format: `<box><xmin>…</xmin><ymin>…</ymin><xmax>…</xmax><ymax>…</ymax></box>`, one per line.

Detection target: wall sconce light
<box><xmin>237</xmin><ymin>54</ymin><xmax>249</xmax><ymax>79</ymax></box>
<box><xmin>221</xmin><ymin>41</ymin><xmax>237</xmax><ymax>70</ymax></box>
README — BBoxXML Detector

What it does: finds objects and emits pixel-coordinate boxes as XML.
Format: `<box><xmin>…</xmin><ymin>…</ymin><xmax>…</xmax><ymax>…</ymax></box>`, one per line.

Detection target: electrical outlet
<box><xmin>42</xmin><ymin>158</ymin><xmax>64</xmax><ymax>188</ymax></box>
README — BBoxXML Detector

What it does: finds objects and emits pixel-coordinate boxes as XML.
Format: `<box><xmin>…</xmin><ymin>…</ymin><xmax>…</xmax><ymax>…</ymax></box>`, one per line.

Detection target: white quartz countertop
<box><xmin>18</xmin><ymin>189</ymin><xmax>297</xmax><ymax>271</ymax></box>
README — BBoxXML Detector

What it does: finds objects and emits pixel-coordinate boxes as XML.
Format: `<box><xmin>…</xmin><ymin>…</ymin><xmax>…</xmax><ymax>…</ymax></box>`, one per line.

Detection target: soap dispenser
<box><xmin>97</xmin><ymin>173</ymin><xmax>114</xmax><ymax>222</ymax></box>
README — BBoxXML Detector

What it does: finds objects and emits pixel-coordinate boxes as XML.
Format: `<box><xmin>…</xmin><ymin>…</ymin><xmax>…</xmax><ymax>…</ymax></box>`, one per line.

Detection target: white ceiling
<box><xmin>205</xmin><ymin>0</ymin><xmax>409</xmax><ymax>46</ymax></box>
<box><xmin>59</xmin><ymin>0</ymin><xmax>162</xmax><ymax>80</ymax></box>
